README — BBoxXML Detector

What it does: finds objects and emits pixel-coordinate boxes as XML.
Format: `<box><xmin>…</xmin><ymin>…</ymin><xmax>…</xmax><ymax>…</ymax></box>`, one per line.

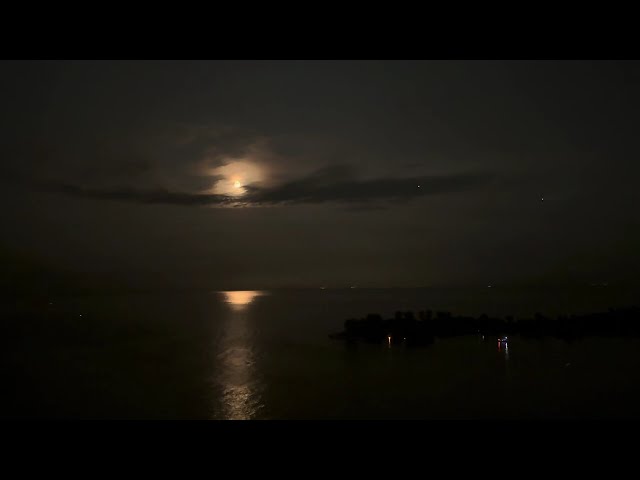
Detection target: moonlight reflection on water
<box><xmin>214</xmin><ymin>291</ymin><xmax>267</xmax><ymax>419</ymax></box>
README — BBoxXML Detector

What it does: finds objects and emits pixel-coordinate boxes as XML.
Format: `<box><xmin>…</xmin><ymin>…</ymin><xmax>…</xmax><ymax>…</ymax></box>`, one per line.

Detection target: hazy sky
<box><xmin>2</xmin><ymin>60</ymin><xmax>640</xmax><ymax>290</ymax></box>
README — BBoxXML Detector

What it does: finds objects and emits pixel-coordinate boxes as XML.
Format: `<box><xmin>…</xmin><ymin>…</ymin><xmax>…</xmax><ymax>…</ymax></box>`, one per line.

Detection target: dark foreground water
<box><xmin>2</xmin><ymin>287</ymin><xmax>640</xmax><ymax>419</ymax></box>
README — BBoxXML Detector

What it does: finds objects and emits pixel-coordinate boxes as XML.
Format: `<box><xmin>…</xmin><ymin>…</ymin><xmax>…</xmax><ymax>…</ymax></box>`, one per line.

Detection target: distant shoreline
<box><xmin>330</xmin><ymin>307</ymin><xmax>640</xmax><ymax>346</ymax></box>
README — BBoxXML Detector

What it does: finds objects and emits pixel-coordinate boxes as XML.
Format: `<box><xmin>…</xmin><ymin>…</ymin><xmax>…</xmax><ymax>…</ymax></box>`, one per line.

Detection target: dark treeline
<box><xmin>329</xmin><ymin>307</ymin><xmax>640</xmax><ymax>346</ymax></box>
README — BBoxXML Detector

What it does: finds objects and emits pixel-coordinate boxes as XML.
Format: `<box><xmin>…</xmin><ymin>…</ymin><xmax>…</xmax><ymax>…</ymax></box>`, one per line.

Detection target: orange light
<box><xmin>221</xmin><ymin>290</ymin><xmax>266</xmax><ymax>311</ymax></box>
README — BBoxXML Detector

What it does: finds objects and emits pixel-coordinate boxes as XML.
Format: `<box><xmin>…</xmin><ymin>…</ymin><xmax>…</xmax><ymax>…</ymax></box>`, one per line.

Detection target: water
<box><xmin>2</xmin><ymin>287</ymin><xmax>640</xmax><ymax>419</ymax></box>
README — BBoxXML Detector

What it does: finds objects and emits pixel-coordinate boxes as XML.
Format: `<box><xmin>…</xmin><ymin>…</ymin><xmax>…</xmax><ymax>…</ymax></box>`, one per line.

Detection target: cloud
<box><xmin>48</xmin><ymin>183</ymin><xmax>232</xmax><ymax>206</ymax></box>
<box><xmin>245</xmin><ymin>165</ymin><xmax>491</xmax><ymax>206</ymax></box>
<box><xmin>44</xmin><ymin>165</ymin><xmax>493</xmax><ymax>209</ymax></box>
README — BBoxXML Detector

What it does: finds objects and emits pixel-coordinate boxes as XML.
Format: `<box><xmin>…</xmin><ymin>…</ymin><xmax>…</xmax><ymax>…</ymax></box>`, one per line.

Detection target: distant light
<box><xmin>417</xmin><ymin>185</ymin><xmax>421</xmax><ymax>188</ymax></box>
<box><xmin>79</xmin><ymin>314</ymin><xmax>83</xmax><ymax>317</ymax></box>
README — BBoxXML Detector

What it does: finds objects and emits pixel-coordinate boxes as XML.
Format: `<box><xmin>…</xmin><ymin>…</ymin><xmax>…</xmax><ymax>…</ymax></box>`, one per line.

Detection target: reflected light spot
<box><xmin>214</xmin><ymin>293</ymin><xmax>265</xmax><ymax>419</ymax></box>
<box><xmin>222</xmin><ymin>384</ymin><xmax>259</xmax><ymax>420</ymax></box>
<box><xmin>221</xmin><ymin>291</ymin><xmax>266</xmax><ymax>311</ymax></box>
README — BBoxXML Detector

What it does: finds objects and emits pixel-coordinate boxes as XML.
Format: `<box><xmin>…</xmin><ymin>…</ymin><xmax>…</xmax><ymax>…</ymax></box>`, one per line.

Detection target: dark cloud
<box><xmin>246</xmin><ymin>166</ymin><xmax>492</xmax><ymax>206</ymax></box>
<box><xmin>44</xmin><ymin>165</ymin><xmax>493</xmax><ymax>208</ymax></box>
<box><xmin>47</xmin><ymin>183</ymin><xmax>230</xmax><ymax>206</ymax></box>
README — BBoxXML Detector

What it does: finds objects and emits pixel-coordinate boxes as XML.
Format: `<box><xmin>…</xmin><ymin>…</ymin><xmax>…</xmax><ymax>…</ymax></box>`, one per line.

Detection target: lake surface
<box><xmin>3</xmin><ymin>287</ymin><xmax>640</xmax><ymax>419</ymax></box>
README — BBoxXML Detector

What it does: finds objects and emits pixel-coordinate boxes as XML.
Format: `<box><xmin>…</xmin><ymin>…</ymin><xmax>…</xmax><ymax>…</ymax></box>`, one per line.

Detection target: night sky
<box><xmin>2</xmin><ymin>60</ymin><xmax>640</xmax><ymax>291</ymax></box>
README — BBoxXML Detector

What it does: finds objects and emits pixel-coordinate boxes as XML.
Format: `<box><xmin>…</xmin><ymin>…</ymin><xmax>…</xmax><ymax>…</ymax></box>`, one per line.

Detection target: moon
<box><xmin>209</xmin><ymin>161</ymin><xmax>264</xmax><ymax>196</ymax></box>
